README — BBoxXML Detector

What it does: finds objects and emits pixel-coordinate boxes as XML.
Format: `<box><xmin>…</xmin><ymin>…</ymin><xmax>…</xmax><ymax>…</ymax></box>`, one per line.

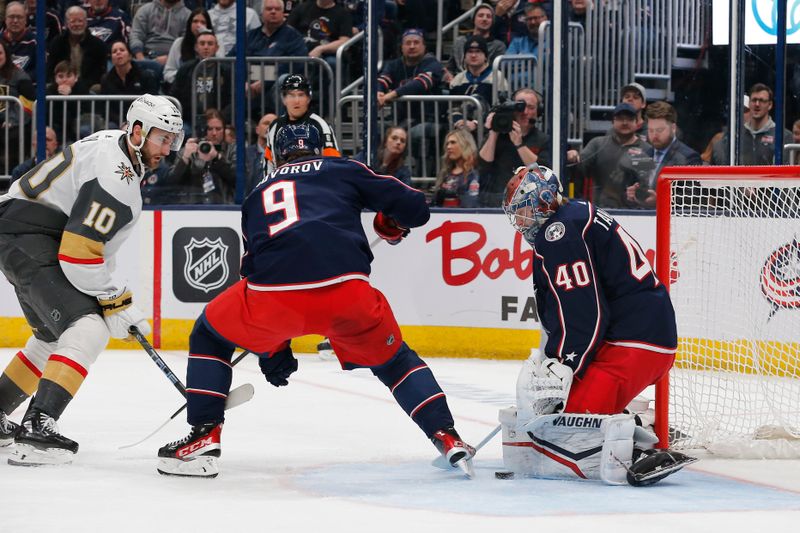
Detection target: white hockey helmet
<box><xmin>126</xmin><ymin>94</ymin><xmax>184</xmax><ymax>151</ymax></box>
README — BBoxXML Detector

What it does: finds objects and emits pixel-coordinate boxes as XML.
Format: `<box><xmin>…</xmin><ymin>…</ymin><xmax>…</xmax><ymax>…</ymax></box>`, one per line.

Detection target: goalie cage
<box><xmin>655</xmin><ymin>166</ymin><xmax>800</xmax><ymax>459</ymax></box>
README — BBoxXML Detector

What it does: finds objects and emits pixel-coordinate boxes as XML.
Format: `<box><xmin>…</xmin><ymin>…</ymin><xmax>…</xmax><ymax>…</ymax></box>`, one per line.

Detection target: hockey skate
<box><xmin>625</xmin><ymin>448</ymin><xmax>698</xmax><ymax>486</ymax></box>
<box><xmin>316</xmin><ymin>338</ymin><xmax>337</xmax><ymax>361</ymax></box>
<box><xmin>9</xmin><ymin>408</ymin><xmax>79</xmax><ymax>466</ymax></box>
<box><xmin>0</xmin><ymin>409</ymin><xmax>20</xmax><ymax>447</ymax></box>
<box><xmin>157</xmin><ymin>422</ymin><xmax>222</xmax><ymax>478</ymax></box>
<box><xmin>431</xmin><ymin>427</ymin><xmax>476</xmax><ymax>478</ymax></box>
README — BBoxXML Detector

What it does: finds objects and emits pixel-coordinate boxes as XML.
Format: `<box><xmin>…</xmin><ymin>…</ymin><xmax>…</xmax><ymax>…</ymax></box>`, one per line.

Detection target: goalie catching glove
<box><xmin>259</xmin><ymin>343</ymin><xmax>298</xmax><ymax>387</ymax></box>
<box><xmin>517</xmin><ymin>351</ymin><xmax>574</xmax><ymax>420</ymax></box>
<box><xmin>373</xmin><ymin>212</ymin><xmax>410</xmax><ymax>245</ymax></box>
<box><xmin>98</xmin><ymin>289</ymin><xmax>150</xmax><ymax>339</ymax></box>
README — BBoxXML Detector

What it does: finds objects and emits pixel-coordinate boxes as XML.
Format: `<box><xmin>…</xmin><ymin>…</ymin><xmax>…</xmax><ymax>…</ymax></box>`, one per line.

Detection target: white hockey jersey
<box><xmin>1</xmin><ymin>130</ymin><xmax>144</xmax><ymax>300</ymax></box>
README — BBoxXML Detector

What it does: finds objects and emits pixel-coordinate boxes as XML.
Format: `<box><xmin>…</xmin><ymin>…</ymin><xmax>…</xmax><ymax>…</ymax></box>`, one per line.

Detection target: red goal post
<box><xmin>654</xmin><ymin>166</ymin><xmax>800</xmax><ymax>457</ymax></box>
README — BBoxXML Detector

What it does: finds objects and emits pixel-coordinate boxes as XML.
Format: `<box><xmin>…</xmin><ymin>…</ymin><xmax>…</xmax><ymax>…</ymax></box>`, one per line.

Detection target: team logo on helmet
<box><xmin>760</xmin><ymin>238</ymin><xmax>800</xmax><ymax>319</ymax></box>
<box><xmin>183</xmin><ymin>237</ymin><xmax>230</xmax><ymax>293</ymax></box>
<box><xmin>544</xmin><ymin>222</ymin><xmax>566</xmax><ymax>242</ymax></box>
<box><xmin>115</xmin><ymin>162</ymin><xmax>135</xmax><ymax>184</ymax></box>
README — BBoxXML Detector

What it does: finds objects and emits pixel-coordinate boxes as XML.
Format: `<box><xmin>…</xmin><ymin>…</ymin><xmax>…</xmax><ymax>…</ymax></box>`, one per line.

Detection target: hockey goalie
<box><xmin>499</xmin><ymin>164</ymin><xmax>697</xmax><ymax>486</ymax></box>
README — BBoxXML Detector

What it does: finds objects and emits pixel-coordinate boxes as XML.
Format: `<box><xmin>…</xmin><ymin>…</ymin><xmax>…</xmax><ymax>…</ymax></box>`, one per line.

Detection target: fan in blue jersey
<box><xmin>503</xmin><ymin>163</ymin><xmax>677</xmax><ymax>416</ymax></box>
<box><xmin>157</xmin><ymin>123</ymin><xmax>476</xmax><ymax>478</ymax></box>
<box><xmin>501</xmin><ymin>164</ymin><xmax>695</xmax><ymax>486</ymax></box>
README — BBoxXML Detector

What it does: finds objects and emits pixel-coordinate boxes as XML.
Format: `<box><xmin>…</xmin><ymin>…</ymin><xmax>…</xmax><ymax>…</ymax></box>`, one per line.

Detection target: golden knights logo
<box><xmin>760</xmin><ymin>238</ymin><xmax>800</xmax><ymax>319</ymax></box>
<box><xmin>183</xmin><ymin>237</ymin><xmax>230</xmax><ymax>293</ymax></box>
<box><xmin>115</xmin><ymin>162</ymin><xmax>135</xmax><ymax>184</ymax></box>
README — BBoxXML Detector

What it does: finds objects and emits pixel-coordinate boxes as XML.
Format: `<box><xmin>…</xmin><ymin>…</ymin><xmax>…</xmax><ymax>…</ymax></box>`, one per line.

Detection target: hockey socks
<box><xmin>371</xmin><ymin>343</ymin><xmax>455</xmax><ymax>438</ymax></box>
<box><xmin>186</xmin><ymin>315</ymin><xmax>236</xmax><ymax>426</ymax></box>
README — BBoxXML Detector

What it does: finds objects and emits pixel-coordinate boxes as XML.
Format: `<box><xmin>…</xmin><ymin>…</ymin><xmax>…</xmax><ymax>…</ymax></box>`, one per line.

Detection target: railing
<box><xmin>336</xmin><ymin>30</ymin><xmax>384</xmax><ymax>101</ymax></box>
<box><xmin>491</xmin><ymin>54</ymin><xmax>538</xmax><ymax>103</ymax></box>
<box><xmin>190</xmin><ymin>56</ymin><xmax>334</xmax><ymax>135</ymax></box>
<box><xmin>0</xmin><ymin>96</ymin><xmax>26</xmax><ymax>191</ymax></box>
<box><xmin>336</xmin><ymin>93</ymin><xmax>484</xmax><ymax>186</ymax></box>
<box><xmin>674</xmin><ymin>0</ymin><xmax>708</xmax><ymax>49</ymax></box>
<box><xmin>626</xmin><ymin>0</ymin><xmax>674</xmax><ymax>88</ymax></box>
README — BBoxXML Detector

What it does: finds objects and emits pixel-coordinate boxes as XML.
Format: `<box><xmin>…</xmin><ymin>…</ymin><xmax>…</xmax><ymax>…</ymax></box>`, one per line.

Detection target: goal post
<box><xmin>655</xmin><ymin>166</ymin><xmax>800</xmax><ymax>458</ymax></box>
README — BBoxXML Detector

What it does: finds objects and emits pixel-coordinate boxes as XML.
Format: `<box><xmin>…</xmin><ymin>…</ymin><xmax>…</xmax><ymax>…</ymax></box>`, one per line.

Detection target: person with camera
<box><xmin>477</xmin><ymin>88</ymin><xmax>551</xmax><ymax>207</ymax></box>
<box><xmin>165</xmin><ymin>108</ymin><xmax>237</xmax><ymax>204</ymax></box>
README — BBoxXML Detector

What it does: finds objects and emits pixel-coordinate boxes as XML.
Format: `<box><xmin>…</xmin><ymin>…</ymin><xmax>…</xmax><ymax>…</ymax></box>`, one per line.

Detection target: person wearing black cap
<box><xmin>445</xmin><ymin>3</ymin><xmax>507</xmax><ymax>81</ymax></box>
<box><xmin>449</xmin><ymin>35</ymin><xmax>509</xmax><ymax>132</ymax></box>
<box><xmin>264</xmin><ymin>73</ymin><xmax>340</xmax><ymax>173</ymax></box>
<box><xmin>566</xmin><ymin>102</ymin><xmax>654</xmax><ymax>208</ymax></box>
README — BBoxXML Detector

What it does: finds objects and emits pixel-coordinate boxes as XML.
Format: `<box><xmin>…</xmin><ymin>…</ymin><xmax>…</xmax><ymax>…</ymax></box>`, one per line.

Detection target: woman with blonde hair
<box><xmin>431</xmin><ymin>129</ymin><xmax>480</xmax><ymax>207</ymax></box>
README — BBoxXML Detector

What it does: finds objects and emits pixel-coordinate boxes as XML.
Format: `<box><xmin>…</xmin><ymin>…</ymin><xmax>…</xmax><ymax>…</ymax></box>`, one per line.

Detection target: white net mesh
<box><xmin>665</xmin><ymin>177</ymin><xmax>800</xmax><ymax>457</ymax></box>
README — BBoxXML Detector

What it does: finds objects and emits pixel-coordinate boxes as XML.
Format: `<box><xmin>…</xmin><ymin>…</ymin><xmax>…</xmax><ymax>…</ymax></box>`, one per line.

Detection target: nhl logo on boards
<box><xmin>173</xmin><ymin>227</ymin><xmax>240</xmax><ymax>303</ymax></box>
<box><xmin>545</xmin><ymin>222</ymin><xmax>565</xmax><ymax>242</ymax></box>
<box><xmin>184</xmin><ymin>237</ymin><xmax>229</xmax><ymax>293</ymax></box>
<box><xmin>760</xmin><ymin>238</ymin><xmax>800</xmax><ymax>319</ymax></box>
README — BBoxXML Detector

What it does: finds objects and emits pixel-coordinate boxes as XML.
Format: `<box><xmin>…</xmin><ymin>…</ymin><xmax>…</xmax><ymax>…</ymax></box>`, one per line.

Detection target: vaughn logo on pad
<box><xmin>173</xmin><ymin>227</ymin><xmax>240</xmax><ymax>302</ymax></box>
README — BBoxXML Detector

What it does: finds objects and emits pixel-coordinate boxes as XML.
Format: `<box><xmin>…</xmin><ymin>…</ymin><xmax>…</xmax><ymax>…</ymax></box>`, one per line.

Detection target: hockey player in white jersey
<box><xmin>0</xmin><ymin>94</ymin><xmax>184</xmax><ymax>465</ymax></box>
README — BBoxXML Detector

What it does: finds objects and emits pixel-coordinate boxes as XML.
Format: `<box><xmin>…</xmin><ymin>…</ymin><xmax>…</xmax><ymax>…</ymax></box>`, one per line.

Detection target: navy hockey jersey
<box><xmin>241</xmin><ymin>156</ymin><xmax>429</xmax><ymax>289</ymax></box>
<box><xmin>532</xmin><ymin>200</ymin><xmax>677</xmax><ymax>377</ymax></box>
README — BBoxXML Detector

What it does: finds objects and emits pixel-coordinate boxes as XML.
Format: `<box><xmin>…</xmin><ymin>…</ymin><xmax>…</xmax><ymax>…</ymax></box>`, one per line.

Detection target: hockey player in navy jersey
<box><xmin>157</xmin><ymin>123</ymin><xmax>475</xmax><ymax>478</ymax></box>
<box><xmin>499</xmin><ymin>164</ymin><xmax>695</xmax><ymax>486</ymax></box>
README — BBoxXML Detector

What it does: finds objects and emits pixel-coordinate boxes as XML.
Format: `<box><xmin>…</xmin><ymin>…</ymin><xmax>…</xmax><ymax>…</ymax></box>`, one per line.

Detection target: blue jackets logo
<box><xmin>760</xmin><ymin>237</ymin><xmax>800</xmax><ymax>319</ymax></box>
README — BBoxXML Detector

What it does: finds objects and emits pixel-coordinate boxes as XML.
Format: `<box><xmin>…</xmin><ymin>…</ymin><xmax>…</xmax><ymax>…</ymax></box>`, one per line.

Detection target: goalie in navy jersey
<box><xmin>157</xmin><ymin>123</ymin><xmax>475</xmax><ymax>478</ymax></box>
<box><xmin>499</xmin><ymin>165</ymin><xmax>694</xmax><ymax>486</ymax></box>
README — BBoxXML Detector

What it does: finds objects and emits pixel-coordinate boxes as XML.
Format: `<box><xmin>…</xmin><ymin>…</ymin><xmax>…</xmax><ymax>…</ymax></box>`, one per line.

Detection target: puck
<box><xmin>495</xmin><ymin>471</ymin><xmax>515</xmax><ymax>480</ymax></box>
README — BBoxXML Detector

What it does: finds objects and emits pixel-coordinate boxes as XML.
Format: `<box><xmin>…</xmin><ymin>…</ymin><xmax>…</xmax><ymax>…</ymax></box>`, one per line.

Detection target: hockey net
<box><xmin>655</xmin><ymin>166</ymin><xmax>800</xmax><ymax>458</ymax></box>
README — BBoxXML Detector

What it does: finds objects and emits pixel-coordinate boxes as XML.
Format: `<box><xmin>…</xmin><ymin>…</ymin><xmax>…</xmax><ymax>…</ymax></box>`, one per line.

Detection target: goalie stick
<box><xmin>121</xmin><ymin>327</ymin><xmax>255</xmax><ymax>449</ymax></box>
<box><xmin>431</xmin><ymin>424</ymin><xmax>502</xmax><ymax>470</ymax></box>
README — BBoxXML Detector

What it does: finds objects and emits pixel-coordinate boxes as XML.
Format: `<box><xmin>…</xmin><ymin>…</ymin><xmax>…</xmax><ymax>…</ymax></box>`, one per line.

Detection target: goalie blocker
<box><xmin>499</xmin><ymin>408</ymin><xmax>696</xmax><ymax>486</ymax></box>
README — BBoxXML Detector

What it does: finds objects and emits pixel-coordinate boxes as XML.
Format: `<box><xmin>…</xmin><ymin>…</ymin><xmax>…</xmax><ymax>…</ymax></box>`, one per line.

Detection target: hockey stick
<box><xmin>129</xmin><ymin>326</ymin><xmax>187</xmax><ymax>397</ymax></box>
<box><xmin>431</xmin><ymin>424</ymin><xmax>502</xmax><ymax>470</ymax></box>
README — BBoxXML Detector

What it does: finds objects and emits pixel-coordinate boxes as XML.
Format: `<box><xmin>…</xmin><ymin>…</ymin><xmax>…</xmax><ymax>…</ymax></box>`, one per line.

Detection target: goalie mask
<box><xmin>503</xmin><ymin>164</ymin><xmax>563</xmax><ymax>244</ymax></box>
<box><xmin>274</xmin><ymin>123</ymin><xmax>322</xmax><ymax>165</ymax></box>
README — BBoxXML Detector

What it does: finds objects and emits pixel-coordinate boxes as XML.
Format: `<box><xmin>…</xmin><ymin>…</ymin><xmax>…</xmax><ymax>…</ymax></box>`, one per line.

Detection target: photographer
<box><xmin>477</xmin><ymin>88</ymin><xmax>551</xmax><ymax>207</ymax></box>
<box><xmin>164</xmin><ymin>108</ymin><xmax>237</xmax><ymax>204</ymax></box>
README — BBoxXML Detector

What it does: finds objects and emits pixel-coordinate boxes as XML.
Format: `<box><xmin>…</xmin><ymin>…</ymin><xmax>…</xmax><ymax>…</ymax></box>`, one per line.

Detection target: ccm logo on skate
<box><xmin>552</xmin><ymin>416</ymin><xmax>603</xmax><ymax>428</ymax></box>
<box><xmin>178</xmin><ymin>436</ymin><xmax>215</xmax><ymax>458</ymax></box>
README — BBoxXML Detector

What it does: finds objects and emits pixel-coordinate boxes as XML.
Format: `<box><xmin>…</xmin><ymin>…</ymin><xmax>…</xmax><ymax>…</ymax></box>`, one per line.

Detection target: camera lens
<box><xmin>198</xmin><ymin>141</ymin><xmax>212</xmax><ymax>154</ymax></box>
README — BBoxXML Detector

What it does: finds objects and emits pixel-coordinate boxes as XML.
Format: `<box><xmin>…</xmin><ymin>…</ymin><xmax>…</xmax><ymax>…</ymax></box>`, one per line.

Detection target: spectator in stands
<box><xmin>478</xmin><ymin>87</ymin><xmax>550</xmax><ymax>207</ymax></box>
<box><xmin>449</xmin><ymin>35</ymin><xmax>509</xmax><ymax>133</ymax></box>
<box><xmin>129</xmin><ymin>0</ymin><xmax>191</xmax><ymax>73</ymax></box>
<box><xmin>87</xmin><ymin>0</ymin><xmax>131</xmax><ymax>53</ymax></box>
<box><xmin>620</xmin><ymin>81</ymin><xmax>647</xmax><ymax>142</ymax></box>
<box><xmin>47</xmin><ymin>60</ymin><xmax>93</xmax><ymax>143</ymax></box>
<box><xmin>431</xmin><ymin>129</ymin><xmax>480</xmax><ymax>207</ymax></box>
<box><xmin>24</xmin><ymin>0</ymin><xmax>61</xmax><ymax>41</ymax></box>
<box><xmin>568</xmin><ymin>0</ymin><xmax>587</xmax><ymax>26</ymax></box>
<box><xmin>492</xmin><ymin>0</ymin><xmax>527</xmax><ymax>46</ymax></box>
<box><xmin>242</xmin><ymin>0</ymin><xmax>307</xmax><ymax>115</ymax></box>
<box><xmin>172</xmin><ymin>28</ymin><xmax>230</xmax><ymax>122</ymax></box>
<box><xmin>701</xmin><ymin>95</ymin><xmax>749</xmax><ymax>164</ymax></box>
<box><xmin>209</xmin><ymin>0</ymin><xmax>261</xmax><ymax>56</ymax></box>
<box><xmin>626</xmin><ymin>101</ymin><xmax>701</xmax><ymax>208</ymax></box>
<box><xmin>10</xmin><ymin>126</ymin><xmax>59</xmax><ymax>184</ymax></box>
<box><xmin>163</xmin><ymin>8</ymin><xmax>221</xmax><ymax>88</ymax></box>
<box><xmin>100</xmin><ymin>40</ymin><xmax>160</xmax><ymax>126</ymax></box>
<box><xmin>47</xmin><ymin>6</ymin><xmax>108</xmax><ymax>88</ymax></box>
<box><xmin>244</xmin><ymin>111</ymin><xmax>276</xmax><ymax>193</ymax></box>
<box><xmin>165</xmin><ymin>107</ymin><xmax>237</xmax><ymax>204</ymax></box>
<box><xmin>357</xmin><ymin>125</ymin><xmax>413</xmax><ymax>186</ymax></box>
<box><xmin>0</xmin><ymin>38</ymin><xmax>33</xmax><ymax>128</ymax></box>
<box><xmin>286</xmin><ymin>0</ymin><xmax>353</xmax><ymax>70</ymax></box>
<box><xmin>507</xmin><ymin>4</ymin><xmax>547</xmax><ymax>58</ymax></box>
<box><xmin>712</xmin><ymin>83</ymin><xmax>791</xmax><ymax>166</ymax></box>
<box><xmin>445</xmin><ymin>3</ymin><xmax>506</xmax><ymax>82</ymax></box>
<box><xmin>1</xmin><ymin>2</ymin><xmax>38</xmax><ymax>82</ymax></box>
<box><xmin>566</xmin><ymin>102</ymin><xmax>653</xmax><ymax>207</ymax></box>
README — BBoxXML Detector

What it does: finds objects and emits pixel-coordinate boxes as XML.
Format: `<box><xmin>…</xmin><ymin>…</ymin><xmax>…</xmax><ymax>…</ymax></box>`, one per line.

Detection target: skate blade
<box><xmin>455</xmin><ymin>457</ymin><xmax>475</xmax><ymax>479</ymax></box>
<box><xmin>8</xmin><ymin>443</ymin><xmax>75</xmax><ymax>466</ymax></box>
<box><xmin>629</xmin><ymin>456</ymin><xmax>698</xmax><ymax>485</ymax></box>
<box><xmin>157</xmin><ymin>456</ymin><xmax>219</xmax><ymax>478</ymax></box>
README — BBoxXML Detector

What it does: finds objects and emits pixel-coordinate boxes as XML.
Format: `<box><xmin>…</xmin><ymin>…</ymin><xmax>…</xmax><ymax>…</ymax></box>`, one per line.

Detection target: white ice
<box><xmin>2</xmin><ymin>348</ymin><xmax>800</xmax><ymax>532</ymax></box>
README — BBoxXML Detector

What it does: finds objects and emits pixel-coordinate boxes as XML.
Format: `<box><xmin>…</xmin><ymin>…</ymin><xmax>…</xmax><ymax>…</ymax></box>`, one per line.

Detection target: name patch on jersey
<box><xmin>551</xmin><ymin>415</ymin><xmax>603</xmax><ymax>429</ymax></box>
<box><xmin>544</xmin><ymin>222</ymin><xmax>565</xmax><ymax>242</ymax></box>
<box><xmin>266</xmin><ymin>160</ymin><xmax>323</xmax><ymax>181</ymax></box>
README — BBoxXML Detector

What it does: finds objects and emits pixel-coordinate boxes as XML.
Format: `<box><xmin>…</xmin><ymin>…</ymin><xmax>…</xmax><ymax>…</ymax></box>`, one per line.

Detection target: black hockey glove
<box><xmin>259</xmin><ymin>345</ymin><xmax>298</xmax><ymax>387</ymax></box>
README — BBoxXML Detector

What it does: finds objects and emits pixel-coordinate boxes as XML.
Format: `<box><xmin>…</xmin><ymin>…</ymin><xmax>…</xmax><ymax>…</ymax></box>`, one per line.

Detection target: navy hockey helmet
<box><xmin>281</xmin><ymin>74</ymin><xmax>312</xmax><ymax>97</ymax></box>
<box><xmin>275</xmin><ymin>123</ymin><xmax>322</xmax><ymax>164</ymax></box>
<box><xmin>503</xmin><ymin>164</ymin><xmax>563</xmax><ymax>243</ymax></box>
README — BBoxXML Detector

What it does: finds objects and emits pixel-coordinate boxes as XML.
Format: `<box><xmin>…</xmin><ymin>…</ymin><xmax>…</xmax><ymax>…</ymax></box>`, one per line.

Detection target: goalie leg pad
<box><xmin>371</xmin><ymin>343</ymin><xmax>454</xmax><ymax>437</ymax></box>
<box><xmin>186</xmin><ymin>315</ymin><xmax>236</xmax><ymax>426</ymax></box>
<box><xmin>500</xmin><ymin>408</ymin><xmax>637</xmax><ymax>484</ymax></box>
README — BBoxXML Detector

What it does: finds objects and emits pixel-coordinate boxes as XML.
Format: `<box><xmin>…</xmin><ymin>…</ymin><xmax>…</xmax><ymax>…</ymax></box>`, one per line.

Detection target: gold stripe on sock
<box><xmin>41</xmin><ymin>359</ymin><xmax>85</xmax><ymax>397</ymax></box>
<box><xmin>4</xmin><ymin>356</ymin><xmax>41</xmax><ymax>396</ymax></box>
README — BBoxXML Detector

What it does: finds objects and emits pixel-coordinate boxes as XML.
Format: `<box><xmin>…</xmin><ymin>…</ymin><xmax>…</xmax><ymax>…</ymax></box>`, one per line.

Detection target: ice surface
<box><xmin>2</xmin><ymin>349</ymin><xmax>799</xmax><ymax>532</ymax></box>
